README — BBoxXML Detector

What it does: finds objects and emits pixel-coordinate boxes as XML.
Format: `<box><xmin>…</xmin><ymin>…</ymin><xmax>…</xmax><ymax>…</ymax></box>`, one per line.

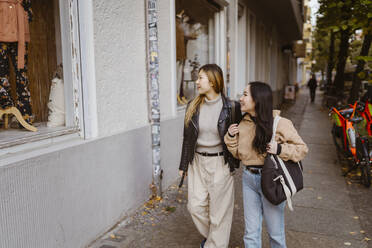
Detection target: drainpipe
<box><xmin>145</xmin><ymin>0</ymin><xmax>162</xmax><ymax>198</ymax></box>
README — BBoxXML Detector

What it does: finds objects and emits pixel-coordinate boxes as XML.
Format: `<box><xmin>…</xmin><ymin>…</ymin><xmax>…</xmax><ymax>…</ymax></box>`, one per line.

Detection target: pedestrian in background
<box><xmin>178</xmin><ymin>64</ymin><xmax>242</xmax><ymax>248</ymax></box>
<box><xmin>225</xmin><ymin>82</ymin><xmax>308</xmax><ymax>248</ymax></box>
<box><xmin>307</xmin><ymin>74</ymin><xmax>317</xmax><ymax>103</ymax></box>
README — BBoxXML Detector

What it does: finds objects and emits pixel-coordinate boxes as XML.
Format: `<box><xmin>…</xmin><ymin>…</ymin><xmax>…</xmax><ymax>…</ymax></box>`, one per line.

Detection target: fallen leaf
<box><xmin>360</xmin><ymin>230</ymin><xmax>366</xmax><ymax>234</ymax></box>
<box><xmin>364</xmin><ymin>237</ymin><xmax>371</xmax><ymax>242</ymax></box>
<box><xmin>142</xmin><ymin>211</ymin><xmax>148</xmax><ymax>216</ymax></box>
<box><xmin>350</xmin><ymin>232</ymin><xmax>356</xmax><ymax>235</ymax></box>
<box><xmin>353</xmin><ymin>216</ymin><xmax>359</xmax><ymax>220</ymax></box>
<box><xmin>347</xmin><ymin>181</ymin><xmax>352</xmax><ymax>185</ymax></box>
<box><xmin>165</xmin><ymin>206</ymin><xmax>176</xmax><ymax>212</ymax></box>
<box><xmin>317</xmin><ymin>196</ymin><xmax>322</xmax><ymax>200</ymax></box>
<box><xmin>152</xmin><ymin>223</ymin><xmax>156</xmax><ymax>226</ymax></box>
<box><xmin>344</xmin><ymin>242</ymin><xmax>351</xmax><ymax>246</ymax></box>
<box><xmin>110</xmin><ymin>234</ymin><xmax>116</xmax><ymax>239</ymax></box>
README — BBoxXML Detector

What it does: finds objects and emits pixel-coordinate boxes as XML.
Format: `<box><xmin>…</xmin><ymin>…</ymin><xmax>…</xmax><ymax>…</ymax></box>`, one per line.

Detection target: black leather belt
<box><xmin>245</xmin><ymin>166</ymin><xmax>262</xmax><ymax>174</ymax></box>
<box><xmin>196</xmin><ymin>151</ymin><xmax>224</xmax><ymax>157</ymax></box>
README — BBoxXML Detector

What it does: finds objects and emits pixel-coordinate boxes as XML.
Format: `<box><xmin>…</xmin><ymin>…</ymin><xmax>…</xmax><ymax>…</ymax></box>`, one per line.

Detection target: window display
<box><xmin>176</xmin><ymin>0</ymin><xmax>219</xmax><ymax>105</ymax></box>
<box><xmin>0</xmin><ymin>0</ymin><xmax>60</xmax><ymax>133</ymax></box>
<box><xmin>0</xmin><ymin>0</ymin><xmax>34</xmax><ymax>129</ymax></box>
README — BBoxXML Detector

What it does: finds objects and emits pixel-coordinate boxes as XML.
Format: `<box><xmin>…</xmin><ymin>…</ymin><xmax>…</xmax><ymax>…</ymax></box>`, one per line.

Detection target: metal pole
<box><xmin>146</xmin><ymin>0</ymin><xmax>162</xmax><ymax>198</ymax></box>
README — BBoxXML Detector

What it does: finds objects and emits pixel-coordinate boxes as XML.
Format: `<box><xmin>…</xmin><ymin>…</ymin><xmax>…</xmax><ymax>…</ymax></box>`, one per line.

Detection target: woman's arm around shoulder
<box><xmin>224</xmin><ymin>124</ymin><xmax>240</xmax><ymax>159</ymax></box>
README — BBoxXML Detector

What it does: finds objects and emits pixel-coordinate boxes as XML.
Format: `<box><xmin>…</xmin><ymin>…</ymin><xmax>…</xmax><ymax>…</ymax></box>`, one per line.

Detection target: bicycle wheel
<box><xmin>361</xmin><ymin>161</ymin><xmax>371</xmax><ymax>187</ymax></box>
<box><xmin>332</xmin><ymin>125</ymin><xmax>342</xmax><ymax>152</ymax></box>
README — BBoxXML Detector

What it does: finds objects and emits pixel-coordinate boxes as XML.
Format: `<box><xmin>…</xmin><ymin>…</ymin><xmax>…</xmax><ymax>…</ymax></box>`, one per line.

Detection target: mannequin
<box><xmin>47</xmin><ymin>64</ymin><xmax>65</xmax><ymax>128</ymax></box>
<box><xmin>0</xmin><ymin>0</ymin><xmax>36</xmax><ymax>130</ymax></box>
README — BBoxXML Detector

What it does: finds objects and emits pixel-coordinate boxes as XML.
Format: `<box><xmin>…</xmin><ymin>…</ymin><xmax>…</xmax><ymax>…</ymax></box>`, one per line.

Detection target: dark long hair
<box><xmin>249</xmin><ymin>82</ymin><xmax>273</xmax><ymax>154</ymax></box>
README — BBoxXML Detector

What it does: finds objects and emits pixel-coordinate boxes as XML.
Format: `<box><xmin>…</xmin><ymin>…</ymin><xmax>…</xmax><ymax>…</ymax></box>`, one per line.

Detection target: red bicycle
<box><xmin>330</xmin><ymin>102</ymin><xmax>371</xmax><ymax>187</ymax></box>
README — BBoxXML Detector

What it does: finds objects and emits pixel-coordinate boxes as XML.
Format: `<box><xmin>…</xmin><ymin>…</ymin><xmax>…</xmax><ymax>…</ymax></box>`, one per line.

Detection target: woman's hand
<box><xmin>179</xmin><ymin>170</ymin><xmax>186</xmax><ymax>177</ymax></box>
<box><xmin>228</xmin><ymin>124</ymin><xmax>239</xmax><ymax>137</ymax></box>
<box><xmin>267</xmin><ymin>141</ymin><xmax>278</xmax><ymax>154</ymax></box>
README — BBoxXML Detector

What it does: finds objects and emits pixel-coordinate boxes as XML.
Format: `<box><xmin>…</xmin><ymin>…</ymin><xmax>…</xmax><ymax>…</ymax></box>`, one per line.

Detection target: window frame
<box><xmin>0</xmin><ymin>0</ymin><xmax>93</xmax><ymax>150</ymax></box>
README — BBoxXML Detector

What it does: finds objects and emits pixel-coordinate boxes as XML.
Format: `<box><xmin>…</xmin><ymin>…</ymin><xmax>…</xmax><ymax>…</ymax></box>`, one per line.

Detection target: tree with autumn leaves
<box><xmin>312</xmin><ymin>0</ymin><xmax>372</xmax><ymax>102</ymax></box>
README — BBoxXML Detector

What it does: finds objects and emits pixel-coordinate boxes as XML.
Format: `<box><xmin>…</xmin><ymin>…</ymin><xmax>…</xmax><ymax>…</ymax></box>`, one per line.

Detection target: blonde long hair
<box><xmin>184</xmin><ymin>64</ymin><xmax>225</xmax><ymax>127</ymax></box>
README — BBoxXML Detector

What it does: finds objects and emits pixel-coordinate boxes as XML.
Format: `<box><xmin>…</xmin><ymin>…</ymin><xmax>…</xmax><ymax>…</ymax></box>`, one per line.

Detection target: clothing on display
<box><xmin>175</xmin><ymin>7</ymin><xmax>212</xmax><ymax>105</ymax></box>
<box><xmin>0</xmin><ymin>0</ymin><xmax>33</xmax><ymax>124</ymax></box>
<box><xmin>0</xmin><ymin>0</ymin><xmax>32</xmax><ymax>69</ymax></box>
<box><xmin>176</xmin><ymin>17</ymin><xmax>186</xmax><ymax>61</ymax></box>
<box><xmin>0</xmin><ymin>42</ymin><xmax>33</xmax><ymax>124</ymax></box>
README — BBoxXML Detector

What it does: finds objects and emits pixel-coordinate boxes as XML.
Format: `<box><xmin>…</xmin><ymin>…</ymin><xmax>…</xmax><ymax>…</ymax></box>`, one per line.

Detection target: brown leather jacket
<box><xmin>179</xmin><ymin>94</ymin><xmax>242</xmax><ymax>172</ymax></box>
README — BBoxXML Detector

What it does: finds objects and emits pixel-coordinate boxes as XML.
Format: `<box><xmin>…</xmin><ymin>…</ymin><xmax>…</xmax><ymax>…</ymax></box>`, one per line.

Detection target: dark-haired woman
<box><xmin>224</xmin><ymin>82</ymin><xmax>308</xmax><ymax>248</ymax></box>
<box><xmin>179</xmin><ymin>64</ymin><xmax>242</xmax><ymax>248</ymax></box>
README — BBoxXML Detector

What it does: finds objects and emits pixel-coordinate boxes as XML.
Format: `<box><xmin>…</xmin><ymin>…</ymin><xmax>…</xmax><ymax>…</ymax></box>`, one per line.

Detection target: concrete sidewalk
<box><xmin>89</xmin><ymin>91</ymin><xmax>371</xmax><ymax>248</ymax></box>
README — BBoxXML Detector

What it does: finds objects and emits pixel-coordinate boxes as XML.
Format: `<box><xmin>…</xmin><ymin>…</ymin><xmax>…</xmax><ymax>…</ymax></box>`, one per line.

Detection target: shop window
<box><xmin>175</xmin><ymin>0</ymin><xmax>221</xmax><ymax>106</ymax></box>
<box><xmin>0</xmin><ymin>0</ymin><xmax>81</xmax><ymax>148</ymax></box>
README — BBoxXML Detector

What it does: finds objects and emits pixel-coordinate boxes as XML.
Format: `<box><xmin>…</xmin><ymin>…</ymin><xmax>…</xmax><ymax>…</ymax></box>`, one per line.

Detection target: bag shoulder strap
<box><xmin>271</xmin><ymin>115</ymin><xmax>281</xmax><ymax>142</ymax></box>
<box><xmin>230</xmin><ymin>100</ymin><xmax>236</xmax><ymax>124</ymax></box>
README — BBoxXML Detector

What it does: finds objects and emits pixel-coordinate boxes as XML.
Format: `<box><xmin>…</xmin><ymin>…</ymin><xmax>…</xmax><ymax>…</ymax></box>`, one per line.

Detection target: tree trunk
<box><xmin>349</xmin><ymin>31</ymin><xmax>372</xmax><ymax>103</ymax></box>
<box><xmin>333</xmin><ymin>28</ymin><xmax>351</xmax><ymax>96</ymax></box>
<box><xmin>327</xmin><ymin>30</ymin><xmax>335</xmax><ymax>87</ymax></box>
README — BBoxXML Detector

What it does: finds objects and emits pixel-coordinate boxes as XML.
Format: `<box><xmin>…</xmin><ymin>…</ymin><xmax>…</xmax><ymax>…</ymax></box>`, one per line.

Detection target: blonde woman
<box><xmin>179</xmin><ymin>64</ymin><xmax>242</xmax><ymax>248</ymax></box>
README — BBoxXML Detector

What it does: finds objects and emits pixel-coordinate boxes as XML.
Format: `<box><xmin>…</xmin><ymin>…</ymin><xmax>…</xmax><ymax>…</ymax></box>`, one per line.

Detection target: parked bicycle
<box><xmin>330</xmin><ymin>102</ymin><xmax>371</xmax><ymax>187</ymax></box>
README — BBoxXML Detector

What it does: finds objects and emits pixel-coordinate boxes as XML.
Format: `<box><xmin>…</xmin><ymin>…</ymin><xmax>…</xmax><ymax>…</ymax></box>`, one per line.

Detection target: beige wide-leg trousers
<box><xmin>187</xmin><ymin>153</ymin><xmax>234</xmax><ymax>248</ymax></box>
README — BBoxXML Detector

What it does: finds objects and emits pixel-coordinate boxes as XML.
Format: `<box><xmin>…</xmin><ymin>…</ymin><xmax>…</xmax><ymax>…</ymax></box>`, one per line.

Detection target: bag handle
<box><xmin>230</xmin><ymin>101</ymin><xmax>236</xmax><ymax>124</ymax></box>
<box><xmin>271</xmin><ymin>116</ymin><xmax>281</xmax><ymax>142</ymax></box>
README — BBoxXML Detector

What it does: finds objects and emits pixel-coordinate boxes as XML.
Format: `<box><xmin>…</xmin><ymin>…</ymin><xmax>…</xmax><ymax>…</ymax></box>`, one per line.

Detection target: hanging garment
<box><xmin>176</xmin><ymin>18</ymin><xmax>186</xmax><ymax>61</ymax></box>
<box><xmin>0</xmin><ymin>0</ymin><xmax>32</xmax><ymax>69</ymax></box>
<box><xmin>0</xmin><ymin>42</ymin><xmax>33</xmax><ymax>123</ymax></box>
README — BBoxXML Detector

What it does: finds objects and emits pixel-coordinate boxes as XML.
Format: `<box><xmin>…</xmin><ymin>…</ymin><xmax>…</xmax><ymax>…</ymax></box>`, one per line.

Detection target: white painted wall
<box><xmin>93</xmin><ymin>0</ymin><xmax>149</xmax><ymax>137</ymax></box>
<box><xmin>0</xmin><ymin>126</ymin><xmax>153</xmax><ymax>248</ymax></box>
<box><xmin>158</xmin><ymin>0</ymin><xmax>177</xmax><ymax>119</ymax></box>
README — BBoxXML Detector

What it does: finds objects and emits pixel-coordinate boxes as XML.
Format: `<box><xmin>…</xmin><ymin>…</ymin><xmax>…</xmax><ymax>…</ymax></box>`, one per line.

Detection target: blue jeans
<box><xmin>242</xmin><ymin>169</ymin><xmax>286</xmax><ymax>248</ymax></box>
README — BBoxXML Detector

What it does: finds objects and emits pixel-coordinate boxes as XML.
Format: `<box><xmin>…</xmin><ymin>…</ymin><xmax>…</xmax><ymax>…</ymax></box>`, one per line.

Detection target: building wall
<box><xmin>0</xmin><ymin>1</ymin><xmax>184</xmax><ymax>247</ymax></box>
<box><xmin>158</xmin><ymin>0</ymin><xmax>177</xmax><ymax>119</ymax></box>
<box><xmin>0</xmin><ymin>126</ymin><xmax>153</xmax><ymax>248</ymax></box>
<box><xmin>229</xmin><ymin>0</ymin><xmax>298</xmax><ymax>105</ymax></box>
<box><xmin>93</xmin><ymin>0</ymin><xmax>149</xmax><ymax>137</ymax></box>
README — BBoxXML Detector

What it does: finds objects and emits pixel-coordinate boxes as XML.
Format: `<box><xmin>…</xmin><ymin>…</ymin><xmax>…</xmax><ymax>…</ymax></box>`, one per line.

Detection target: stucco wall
<box><xmin>0</xmin><ymin>1</ymin><xmax>209</xmax><ymax>247</ymax></box>
<box><xmin>93</xmin><ymin>0</ymin><xmax>149</xmax><ymax>137</ymax></box>
<box><xmin>0</xmin><ymin>126</ymin><xmax>152</xmax><ymax>248</ymax></box>
<box><xmin>158</xmin><ymin>0</ymin><xmax>177</xmax><ymax>120</ymax></box>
